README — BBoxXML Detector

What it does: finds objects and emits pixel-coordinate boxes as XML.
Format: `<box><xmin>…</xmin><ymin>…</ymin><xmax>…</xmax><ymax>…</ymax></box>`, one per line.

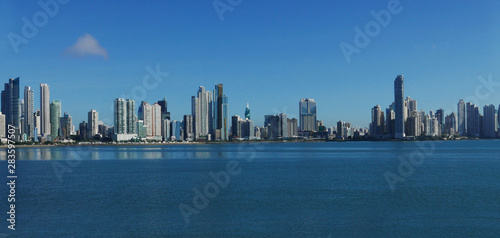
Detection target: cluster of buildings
<box><xmin>369</xmin><ymin>75</ymin><xmax>500</xmax><ymax>139</ymax></box>
<box><xmin>3</xmin><ymin>75</ymin><xmax>495</xmax><ymax>143</ymax></box>
<box><xmin>112</xmin><ymin>84</ymin><xmax>230</xmax><ymax>142</ymax></box>
<box><xmin>0</xmin><ymin>78</ymin><xmax>105</xmax><ymax>143</ymax></box>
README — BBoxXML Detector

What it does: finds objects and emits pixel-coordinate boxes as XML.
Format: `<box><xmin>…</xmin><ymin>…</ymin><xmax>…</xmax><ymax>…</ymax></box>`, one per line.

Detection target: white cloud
<box><xmin>64</xmin><ymin>34</ymin><xmax>108</xmax><ymax>59</ymax></box>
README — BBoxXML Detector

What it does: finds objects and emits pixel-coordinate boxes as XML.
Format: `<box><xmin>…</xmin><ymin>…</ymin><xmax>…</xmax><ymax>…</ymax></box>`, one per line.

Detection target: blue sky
<box><xmin>1</xmin><ymin>0</ymin><xmax>500</xmax><ymax>128</ymax></box>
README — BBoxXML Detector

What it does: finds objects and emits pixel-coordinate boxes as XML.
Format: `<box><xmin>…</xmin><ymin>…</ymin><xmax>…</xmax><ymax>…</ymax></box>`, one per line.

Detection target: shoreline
<box><xmin>1</xmin><ymin>137</ymin><xmax>495</xmax><ymax>148</ymax></box>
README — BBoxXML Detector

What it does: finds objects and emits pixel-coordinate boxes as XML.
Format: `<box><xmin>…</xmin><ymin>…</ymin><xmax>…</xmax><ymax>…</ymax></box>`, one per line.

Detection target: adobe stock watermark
<box><xmin>213</xmin><ymin>0</ymin><xmax>242</xmax><ymax>22</ymax></box>
<box><xmin>52</xmin><ymin>64</ymin><xmax>168</xmax><ymax>182</ymax></box>
<box><xmin>340</xmin><ymin>0</ymin><xmax>405</xmax><ymax>63</ymax></box>
<box><xmin>7</xmin><ymin>0</ymin><xmax>71</xmax><ymax>54</ymax></box>
<box><xmin>384</xmin><ymin>73</ymin><xmax>500</xmax><ymax>192</ymax></box>
<box><xmin>179</xmin><ymin>142</ymin><xmax>265</xmax><ymax>225</ymax></box>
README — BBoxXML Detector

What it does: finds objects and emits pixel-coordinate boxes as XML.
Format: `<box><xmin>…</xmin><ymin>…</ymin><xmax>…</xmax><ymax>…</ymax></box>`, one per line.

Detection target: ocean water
<box><xmin>1</xmin><ymin>140</ymin><xmax>499</xmax><ymax>237</ymax></box>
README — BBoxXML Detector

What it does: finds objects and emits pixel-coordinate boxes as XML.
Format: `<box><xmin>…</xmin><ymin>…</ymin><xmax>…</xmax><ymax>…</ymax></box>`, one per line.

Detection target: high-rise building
<box><xmin>1</xmin><ymin>78</ymin><xmax>21</xmax><ymax>132</ymax></box>
<box><xmin>394</xmin><ymin>75</ymin><xmax>405</xmax><ymax>139</ymax></box>
<box><xmin>245</xmin><ymin>103</ymin><xmax>251</xmax><ymax>120</ymax></box>
<box><xmin>157</xmin><ymin>97</ymin><xmax>171</xmax><ymax>120</ymax></box>
<box><xmin>483</xmin><ymin>105</ymin><xmax>497</xmax><ymax>138</ymax></box>
<box><xmin>337</xmin><ymin>121</ymin><xmax>345</xmax><ymax>138</ymax></box>
<box><xmin>299</xmin><ymin>98</ymin><xmax>317</xmax><ymax>132</ymax></box>
<box><xmin>386</xmin><ymin>103</ymin><xmax>395</xmax><ymax>137</ymax></box>
<box><xmin>50</xmin><ymin>100</ymin><xmax>61</xmax><ymax>138</ymax></box>
<box><xmin>370</xmin><ymin>105</ymin><xmax>385</xmax><ymax>136</ymax></box>
<box><xmin>192</xmin><ymin>86</ymin><xmax>211</xmax><ymax>139</ymax></box>
<box><xmin>213</xmin><ymin>84</ymin><xmax>223</xmax><ymax>131</ymax></box>
<box><xmin>151</xmin><ymin>103</ymin><xmax>162</xmax><ymax>138</ymax></box>
<box><xmin>231</xmin><ymin>115</ymin><xmax>241</xmax><ymax>138</ymax></box>
<box><xmin>79</xmin><ymin>121</ymin><xmax>88</xmax><ymax>141</ymax></box>
<box><xmin>162</xmin><ymin>118</ymin><xmax>171</xmax><ymax>141</ymax></box>
<box><xmin>435</xmin><ymin>109</ymin><xmax>444</xmax><ymax>135</ymax></box>
<box><xmin>171</xmin><ymin>120</ymin><xmax>181</xmax><ymax>141</ymax></box>
<box><xmin>466</xmin><ymin>103</ymin><xmax>480</xmax><ymax>137</ymax></box>
<box><xmin>114</xmin><ymin>98</ymin><xmax>137</xmax><ymax>140</ymax></box>
<box><xmin>287</xmin><ymin>118</ymin><xmax>298</xmax><ymax>138</ymax></box>
<box><xmin>138</xmin><ymin>101</ymin><xmax>152</xmax><ymax>136</ymax></box>
<box><xmin>88</xmin><ymin>110</ymin><xmax>99</xmax><ymax>138</ymax></box>
<box><xmin>445</xmin><ymin>112</ymin><xmax>458</xmax><ymax>135</ymax></box>
<box><xmin>0</xmin><ymin>112</ymin><xmax>5</xmax><ymax>138</ymax></box>
<box><xmin>34</xmin><ymin>110</ymin><xmax>41</xmax><ymax>138</ymax></box>
<box><xmin>60</xmin><ymin>113</ymin><xmax>73</xmax><ymax>139</ymax></box>
<box><xmin>126</xmin><ymin>99</ymin><xmax>136</xmax><ymax>134</ymax></box>
<box><xmin>221</xmin><ymin>95</ymin><xmax>229</xmax><ymax>140</ymax></box>
<box><xmin>457</xmin><ymin>100</ymin><xmax>466</xmax><ymax>136</ymax></box>
<box><xmin>279</xmin><ymin>113</ymin><xmax>288</xmax><ymax>138</ymax></box>
<box><xmin>406</xmin><ymin>111</ymin><xmax>421</xmax><ymax>137</ymax></box>
<box><xmin>40</xmin><ymin>84</ymin><xmax>50</xmax><ymax>136</ymax></box>
<box><xmin>22</xmin><ymin>86</ymin><xmax>34</xmax><ymax>139</ymax></box>
<box><xmin>183</xmin><ymin>114</ymin><xmax>194</xmax><ymax>141</ymax></box>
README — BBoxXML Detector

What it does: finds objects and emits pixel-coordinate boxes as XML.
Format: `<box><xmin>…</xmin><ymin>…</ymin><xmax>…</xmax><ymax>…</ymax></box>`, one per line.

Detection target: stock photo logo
<box><xmin>7</xmin><ymin>0</ymin><xmax>71</xmax><ymax>53</ymax></box>
<box><xmin>339</xmin><ymin>0</ymin><xmax>405</xmax><ymax>63</ymax></box>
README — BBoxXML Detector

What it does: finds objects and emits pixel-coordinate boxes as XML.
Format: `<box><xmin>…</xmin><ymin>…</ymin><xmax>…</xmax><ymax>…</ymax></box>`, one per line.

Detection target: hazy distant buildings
<box><xmin>394</xmin><ymin>75</ymin><xmax>405</xmax><ymax>139</ymax></box>
<box><xmin>183</xmin><ymin>115</ymin><xmax>194</xmax><ymax>141</ymax></box>
<box><xmin>299</xmin><ymin>98</ymin><xmax>317</xmax><ymax>132</ymax></box>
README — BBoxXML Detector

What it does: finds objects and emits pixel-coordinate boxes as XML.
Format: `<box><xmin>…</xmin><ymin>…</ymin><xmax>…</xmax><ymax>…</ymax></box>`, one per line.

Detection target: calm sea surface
<box><xmin>0</xmin><ymin>140</ymin><xmax>499</xmax><ymax>237</ymax></box>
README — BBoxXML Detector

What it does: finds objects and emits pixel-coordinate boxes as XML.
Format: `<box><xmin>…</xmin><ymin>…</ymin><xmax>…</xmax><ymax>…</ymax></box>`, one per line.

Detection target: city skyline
<box><xmin>1</xmin><ymin>76</ymin><xmax>500</xmax><ymax>135</ymax></box>
<box><xmin>2</xmin><ymin>1</ymin><xmax>500</xmax><ymax>128</ymax></box>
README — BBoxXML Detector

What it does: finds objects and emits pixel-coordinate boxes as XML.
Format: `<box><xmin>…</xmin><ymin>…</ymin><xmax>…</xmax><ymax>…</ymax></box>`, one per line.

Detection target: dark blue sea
<box><xmin>1</xmin><ymin>140</ymin><xmax>499</xmax><ymax>237</ymax></box>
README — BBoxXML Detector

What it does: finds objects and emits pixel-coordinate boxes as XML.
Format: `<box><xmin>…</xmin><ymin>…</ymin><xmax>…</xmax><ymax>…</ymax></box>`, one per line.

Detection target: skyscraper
<box><xmin>0</xmin><ymin>112</ymin><xmax>5</xmax><ymax>138</ymax></box>
<box><xmin>214</xmin><ymin>84</ymin><xmax>223</xmax><ymax>131</ymax></box>
<box><xmin>483</xmin><ymin>105</ymin><xmax>497</xmax><ymax>138</ymax></box>
<box><xmin>245</xmin><ymin>103</ymin><xmax>250</xmax><ymax>120</ymax></box>
<box><xmin>88</xmin><ymin>109</ymin><xmax>99</xmax><ymax>138</ymax></box>
<box><xmin>299</xmin><ymin>98</ymin><xmax>317</xmax><ymax>132</ymax></box>
<box><xmin>386</xmin><ymin>103</ymin><xmax>395</xmax><ymax>137</ymax></box>
<box><xmin>60</xmin><ymin>113</ymin><xmax>73</xmax><ymax>139</ymax></box>
<box><xmin>50</xmin><ymin>100</ymin><xmax>61</xmax><ymax>138</ymax></box>
<box><xmin>40</xmin><ymin>84</ymin><xmax>50</xmax><ymax>136</ymax></box>
<box><xmin>23</xmin><ymin>86</ymin><xmax>34</xmax><ymax>139</ymax></box>
<box><xmin>157</xmin><ymin>97</ymin><xmax>171</xmax><ymax>120</ymax></box>
<box><xmin>151</xmin><ymin>103</ymin><xmax>162</xmax><ymax>138</ymax></box>
<box><xmin>394</xmin><ymin>75</ymin><xmax>405</xmax><ymax>139</ymax></box>
<box><xmin>126</xmin><ymin>99</ymin><xmax>136</xmax><ymax>134</ymax></box>
<box><xmin>114</xmin><ymin>98</ymin><xmax>137</xmax><ymax>141</ymax></box>
<box><xmin>192</xmin><ymin>86</ymin><xmax>211</xmax><ymax>139</ymax></box>
<box><xmin>457</xmin><ymin>100</ymin><xmax>466</xmax><ymax>136</ymax></box>
<box><xmin>370</xmin><ymin>105</ymin><xmax>385</xmax><ymax>136</ymax></box>
<box><xmin>445</xmin><ymin>112</ymin><xmax>458</xmax><ymax>135</ymax></box>
<box><xmin>1</xmin><ymin>78</ymin><xmax>21</xmax><ymax>131</ymax></box>
<box><xmin>183</xmin><ymin>114</ymin><xmax>194</xmax><ymax>141</ymax></box>
<box><xmin>466</xmin><ymin>102</ymin><xmax>480</xmax><ymax>137</ymax></box>
<box><xmin>139</xmin><ymin>101</ymin><xmax>152</xmax><ymax>136</ymax></box>
<box><xmin>221</xmin><ymin>95</ymin><xmax>229</xmax><ymax>140</ymax></box>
